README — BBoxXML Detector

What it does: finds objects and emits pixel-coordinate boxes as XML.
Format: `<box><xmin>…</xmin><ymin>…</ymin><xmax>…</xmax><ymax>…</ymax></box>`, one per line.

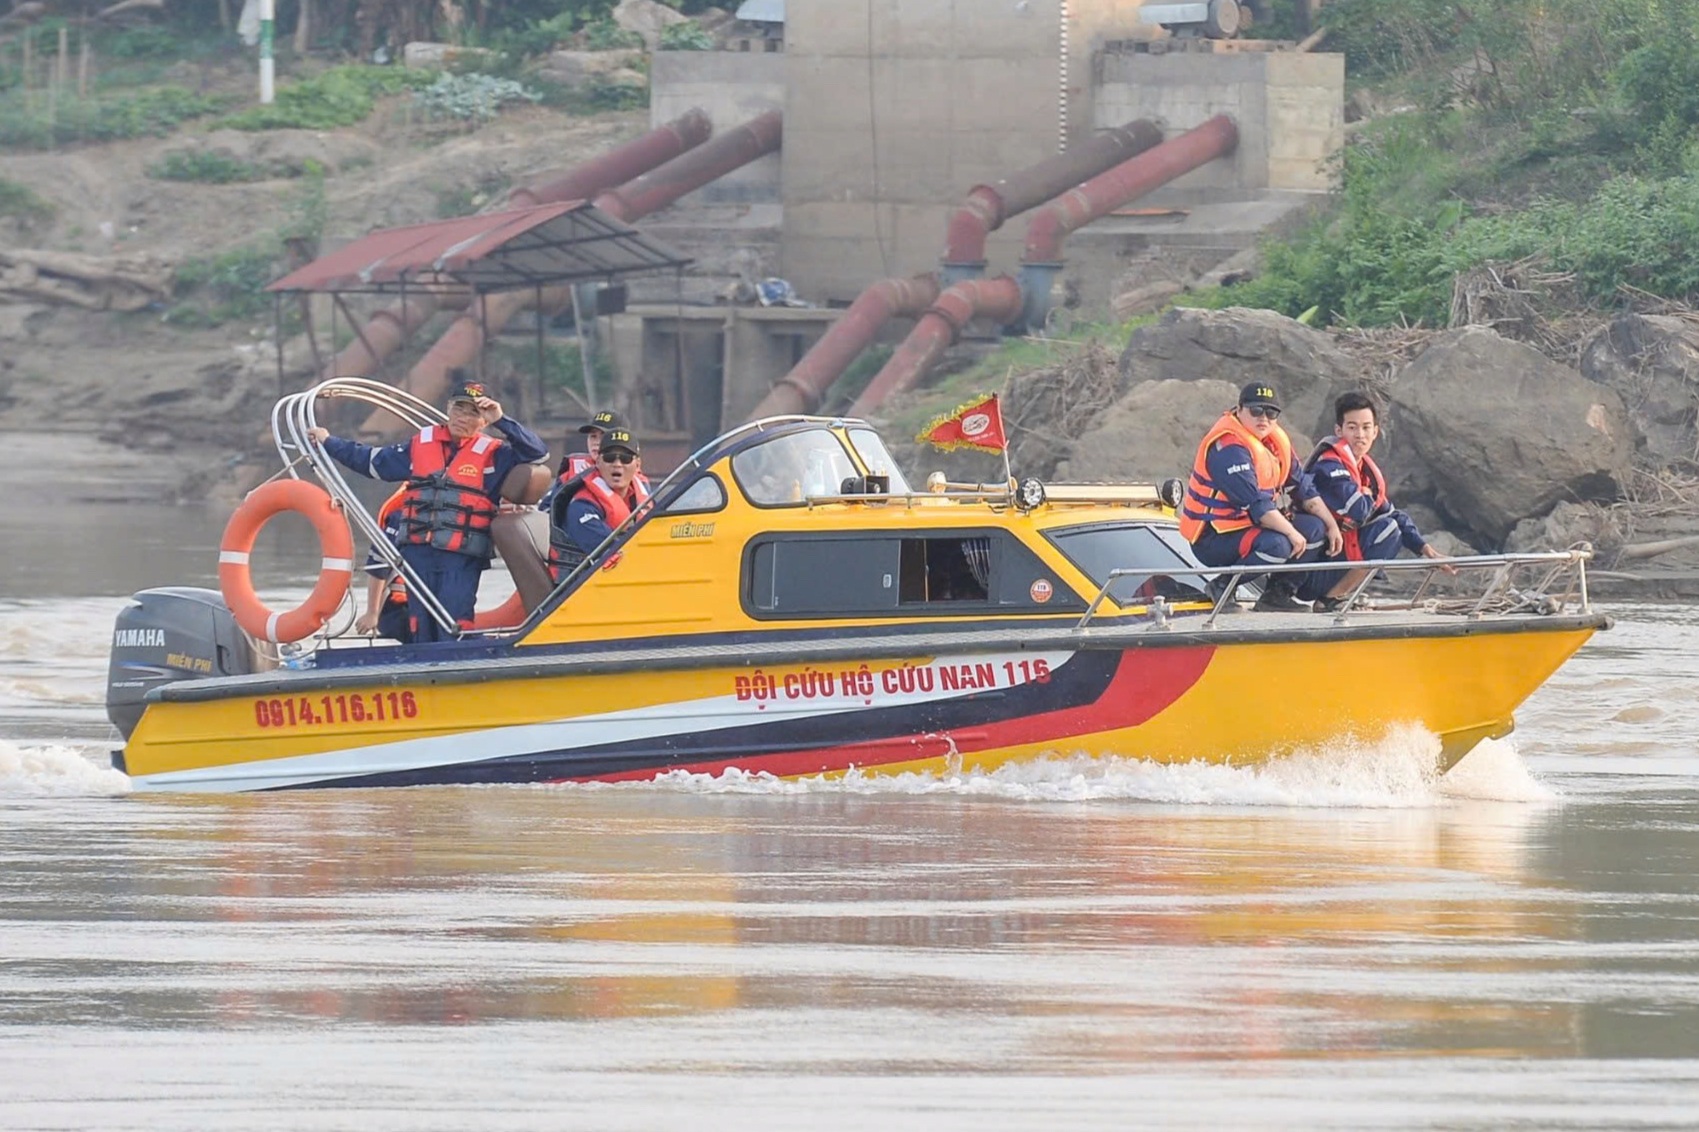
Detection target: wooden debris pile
<box><xmin>0</xmin><ymin>249</ymin><xmax>172</xmax><ymax>312</ymax></box>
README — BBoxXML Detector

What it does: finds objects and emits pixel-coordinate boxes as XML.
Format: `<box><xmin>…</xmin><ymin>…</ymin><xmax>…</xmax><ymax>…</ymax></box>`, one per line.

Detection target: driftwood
<box><xmin>1616</xmin><ymin>534</ymin><xmax>1699</xmax><ymax>562</ymax></box>
<box><xmin>0</xmin><ymin>249</ymin><xmax>172</xmax><ymax>312</ymax></box>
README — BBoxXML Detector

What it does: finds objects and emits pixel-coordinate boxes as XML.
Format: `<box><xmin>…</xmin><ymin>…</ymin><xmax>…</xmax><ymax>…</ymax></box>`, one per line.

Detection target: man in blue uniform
<box><xmin>309</xmin><ymin>379</ymin><xmax>548</xmax><ymax>642</ymax></box>
<box><xmin>1303</xmin><ymin>390</ymin><xmax>1454</xmax><ymax>612</ymax></box>
<box><xmin>548</xmin><ymin>428</ymin><xmax>649</xmax><ymax>578</ymax></box>
<box><xmin>1179</xmin><ymin>382</ymin><xmax>1342</xmax><ymax>611</ymax></box>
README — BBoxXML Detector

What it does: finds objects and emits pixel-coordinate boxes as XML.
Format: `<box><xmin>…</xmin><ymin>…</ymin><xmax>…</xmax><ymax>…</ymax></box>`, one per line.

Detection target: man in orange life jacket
<box><xmin>548</xmin><ymin>427</ymin><xmax>651</xmax><ymax>579</ymax></box>
<box><xmin>1302</xmin><ymin>390</ymin><xmax>1454</xmax><ymax>612</ymax></box>
<box><xmin>1179</xmin><ymin>382</ymin><xmax>1343</xmax><ymax>612</ymax></box>
<box><xmin>540</xmin><ymin>408</ymin><xmax>648</xmax><ymax>512</ymax></box>
<box><xmin>309</xmin><ymin>378</ymin><xmax>548</xmax><ymax>643</ymax></box>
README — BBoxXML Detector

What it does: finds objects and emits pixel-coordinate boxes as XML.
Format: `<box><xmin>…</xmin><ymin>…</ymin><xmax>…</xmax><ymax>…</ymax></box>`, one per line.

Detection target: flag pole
<box><xmin>996</xmin><ymin>394</ymin><xmax>1013</xmax><ymax>495</ymax></box>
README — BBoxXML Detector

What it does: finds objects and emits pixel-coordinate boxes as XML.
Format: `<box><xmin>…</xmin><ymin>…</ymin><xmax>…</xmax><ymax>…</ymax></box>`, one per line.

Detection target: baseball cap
<box><xmin>578</xmin><ymin>409</ymin><xmax>624</xmax><ymax>435</ymax></box>
<box><xmin>600</xmin><ymin>428</ymin><xmax>640</xmax><ymax>456</ymax></box>
<box><xmin>1238</xmin><ymin>382</ymin><xmax>1281</xmax><ymax>410</ymax></box>
<box><xmin>448</xmin><ymin>379</ymin><xmax>487</xmax><ymax>405</ymax></box>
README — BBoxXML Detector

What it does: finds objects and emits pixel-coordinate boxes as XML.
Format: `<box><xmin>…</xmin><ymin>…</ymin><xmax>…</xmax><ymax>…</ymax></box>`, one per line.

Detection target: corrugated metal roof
<box><xmin>735</xmin><ymin>0</ymin><xmax>785</xmax><ymax>23</ymax></box>
<box><xmin>266</xmin><ymin>200</ymin><xmax>691</xmax><ymax>294</ymax></box>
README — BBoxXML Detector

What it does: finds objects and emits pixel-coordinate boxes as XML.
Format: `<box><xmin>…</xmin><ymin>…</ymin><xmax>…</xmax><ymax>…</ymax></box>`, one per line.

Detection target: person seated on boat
<box><xmin>1178</xmin><ymin>381</ymin><xmax>1342</xmax><ymax>612</ymax></box>
<box><xmin>547</xmin><ymin>428</ymin><xmax>650</xmax><ymax>580</ymax></box>
<box><xmin>1301</xmin><ymin>390</ymin><xmax>1457</xmax><ymax>613</ymax></box>
<box><xmin>355</xmin><ymin>490</ymin><xmax>412</xmax><ymax>643</ymax></box>
<box><xmin>308</xmin><ymin>377</ymin><xmax>549</xmax><ymax>643</ymax></box>
<box><xmin>540</xmin><ymin>409</ymin><xmax>650</xmax><ymax>512</ymax></box>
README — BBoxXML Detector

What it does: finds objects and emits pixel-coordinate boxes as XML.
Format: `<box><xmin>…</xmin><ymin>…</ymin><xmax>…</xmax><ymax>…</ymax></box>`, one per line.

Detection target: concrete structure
<box><xmin>611</xmin><ymin>0</ymin><xmax>1346</xmax><ymax>449</ymax></box>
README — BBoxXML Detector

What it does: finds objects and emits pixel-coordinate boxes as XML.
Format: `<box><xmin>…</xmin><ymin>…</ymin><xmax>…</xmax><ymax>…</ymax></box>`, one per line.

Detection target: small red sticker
<box><xmin>1030</xmin><ymin>578</ymin><xmax>1053</xmax><ymax>603</ymax></box>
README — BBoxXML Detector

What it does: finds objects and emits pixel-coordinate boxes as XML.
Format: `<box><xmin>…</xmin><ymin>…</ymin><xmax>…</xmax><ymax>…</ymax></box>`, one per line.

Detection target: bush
<box><xmin>413</xmin><ymin>72</ymin><xmax>541</xmax><ymax>124</ymax></box>
<box><xmin>658</xmin><ymin>22</ymin><xmax>714</xmax><ymax>50</ymax></box>
<box><xmin>0</xmin><ymin>86</ymin><xmax>223</xmax><ymax>149</ymax></box>
<box><xmin>220</xmin><ymin>65</ymin><xmax>432</xmax><ymax>130</ymax></box>
<box><xmin>149</xmin><ymin>150</ymin><xmax>270</xmax><ymax>183</ymax></box>
<box><xmin>167</xmin><ymin>244</ymin><xmax>282</xmax><ymax>326</ymax></box>
<box><xmin>583</xmin><ymin>18</ymin><xmax>643</xmax><ymax>50</ymax></box>
<box><xmin>0</xmin><ymin>178</ymin><xmax>55</xmax><ymax>226</ymax></box>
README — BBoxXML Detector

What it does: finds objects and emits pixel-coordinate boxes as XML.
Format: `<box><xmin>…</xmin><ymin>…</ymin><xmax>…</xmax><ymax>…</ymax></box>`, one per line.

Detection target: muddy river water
<box><xmin>2</xmin><ymin>482</ymin><xmax>1697</xmax><ymax>1130</ymax></box>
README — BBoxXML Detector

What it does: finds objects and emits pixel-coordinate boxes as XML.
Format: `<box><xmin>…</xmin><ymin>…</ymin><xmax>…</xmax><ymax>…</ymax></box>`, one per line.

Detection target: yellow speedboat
<box><xmin>105</xmin><ymin>381</ymin><xmax>1606</xmax><ymax>792</ymax></box>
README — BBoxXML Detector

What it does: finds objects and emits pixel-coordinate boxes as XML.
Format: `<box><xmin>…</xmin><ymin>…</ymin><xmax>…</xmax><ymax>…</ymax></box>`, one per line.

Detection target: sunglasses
<box><xmin>601</xmin><ymin>451</ymin><xmax>637</xmax><ymax>465</ymax></box>
<box><xmin>1245</xmin><ymin>405</ymin><xmax>1281</xmax><ymax>420</ymax></box>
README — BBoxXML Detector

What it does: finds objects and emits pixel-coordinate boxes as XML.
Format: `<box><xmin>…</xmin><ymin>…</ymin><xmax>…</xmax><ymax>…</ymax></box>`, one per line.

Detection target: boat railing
<box><xmin>1075</xmin><ymin>548</ymin><xmax>1594</xmax><ymax>631</ymax></box>
<box><xmin>271</xmin><ymin>378</ymin><xmax>464</xmax><ymax>642</ymax></box>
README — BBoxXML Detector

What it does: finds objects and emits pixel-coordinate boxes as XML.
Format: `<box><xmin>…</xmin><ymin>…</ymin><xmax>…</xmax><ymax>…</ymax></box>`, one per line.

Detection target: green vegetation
<box><xmin>582</xmin><ymin>18</ymin><xmax>644</xmax><ymax>51</ymax></box>
<box><xmin>0</xmin><ymin>86</ymin><xmax>223</xmax><ymax>149</ymax></box>
<box><xmin>1207</xmin><ymin>0</ymin><xmax>1699</xmax><ymax>326</ymax></box>
<box><xmin>219</xmin><ymin>65</ymin><xmax>432</xmax><ymax>131</ymax></box>
<box><xmin>0</xmin><ymin>177</ymin><xmax>55</xmax><ymax>226</ymax></box>
<box><xmin>658</xmin><ymin>22</ymin><xmax>715</xmax><ymax>51</ymax></box>
<box><xmin>166</xmin><ymin>168</ymin><xmax>326</xmax><ymax>327</ymax></box>
<box><xmin>413</xmin><ymin>72</ymin><xmax>541</xmax><ymax>124</ymax></box>
<box><xmin>148</xmin><ymin>150</ymin><xmax>271</xmax><ymax>183</ymax></box>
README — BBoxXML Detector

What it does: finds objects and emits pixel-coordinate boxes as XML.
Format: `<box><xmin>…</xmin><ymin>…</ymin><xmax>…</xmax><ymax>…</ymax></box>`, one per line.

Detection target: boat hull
<box><xmin>119</xmin><ymin>616</ymin><xmax>1601</xmax><ymax>792</ymax></box>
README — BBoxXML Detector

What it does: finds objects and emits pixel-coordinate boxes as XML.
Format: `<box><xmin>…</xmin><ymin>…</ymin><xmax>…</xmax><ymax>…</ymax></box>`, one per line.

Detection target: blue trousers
<box><xmin>400</xmin><ymin>545</ymin><xmax>485</xmax><ymax>644</ymax></box>
<box><xmin>1191</xmin><ymin>514</ymin><xmax>1326</xmax><ymax>594</ymax></box>
<box><xmin>1299</xmin><ymin>513</ymin><xmax>1401</xmax><ymax>600</ymax></box>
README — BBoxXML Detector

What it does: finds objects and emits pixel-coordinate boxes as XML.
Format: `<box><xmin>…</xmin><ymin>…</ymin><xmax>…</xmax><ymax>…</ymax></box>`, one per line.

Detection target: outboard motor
<box><xmin>106</xmin><ymin>587</ymin><xmax>258</xmax><ymax>740</ymax></box>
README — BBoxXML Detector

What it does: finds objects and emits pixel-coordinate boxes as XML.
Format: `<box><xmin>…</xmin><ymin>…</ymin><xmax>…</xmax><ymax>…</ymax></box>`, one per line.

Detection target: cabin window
<box><xmin>744</xmin><ymin>531</ymin><xmax>1080</xmax><ymax>618</ymax></box>
<box><xmin>664</xmin><ymin>474</ymin><xmax>726</xmax><ymax>515</ymax></box>
<box><xmin>899</xmin><ymin>537</ymin><xmax>990</xmax><ymax>603</ymax></box>
<box><xmin>847</xmin><ymin>429</ymin><xmax>913</xmax><ymax>494</ymax></box>
<box><xmin>1046</xmin><ymin>523</ymin><xmax>1209</xmax><ymax>606</ymax></box>
<box><xmin>732</xmin><ymin>431</ymin><xmax>859</xmax><ymax>507</ymax></box>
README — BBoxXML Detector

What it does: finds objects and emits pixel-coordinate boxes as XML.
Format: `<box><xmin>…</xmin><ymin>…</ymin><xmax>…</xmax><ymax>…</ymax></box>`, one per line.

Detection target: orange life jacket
<box><xmin>1178</xmin><ymin>411</ymin><xmax>1294</xmax><ymax>542</ymax></box>
<box><xmin>397</xmin><ymin>426</ymin><xmax>502</xmax><ymax>560</ymax></box>
<box><xmin>1308</xmin><ymin>434</ymin><xmax>1388</xmax><ymax>562</ymax></box>
<box><xmin>546</xmin><ymin>471</ymin><xmax>648</xmax><ymax>579</ymax></box>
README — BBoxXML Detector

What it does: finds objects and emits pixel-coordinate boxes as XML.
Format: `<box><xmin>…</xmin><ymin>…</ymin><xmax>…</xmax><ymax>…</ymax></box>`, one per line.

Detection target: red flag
<box><xmin>917</xmin><ymin>393</ymin><xmax>1007</xmax><ymax>453</ymax></box>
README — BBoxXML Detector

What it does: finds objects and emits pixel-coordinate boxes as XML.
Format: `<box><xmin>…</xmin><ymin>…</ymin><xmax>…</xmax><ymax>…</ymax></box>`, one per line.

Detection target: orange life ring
<box><xmin>470</xmin><ymin>592</ymin><xmax>525</xmax><ymax>630</ymax></box>
<box><xmin>219</xmin><ymin>479</ymin><xmax>354</xmax><ymax>643</ymax></box>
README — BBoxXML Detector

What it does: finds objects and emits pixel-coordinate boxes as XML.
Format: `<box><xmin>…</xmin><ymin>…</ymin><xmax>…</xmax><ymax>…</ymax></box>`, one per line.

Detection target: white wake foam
<box><xmin>601</xmin><ymin>724</ymin><xmax>1555</xmax><ymax>809</ymax></box>
<box><xmin>0</xmin><ymin>740</ymin><xmax>132</xmax><ymax>797</ymax></box>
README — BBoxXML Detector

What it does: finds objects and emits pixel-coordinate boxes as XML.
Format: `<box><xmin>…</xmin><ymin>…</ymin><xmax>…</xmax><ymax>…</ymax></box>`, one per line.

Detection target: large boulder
<box><xmin>1392</xmin><ymin>327</ymin><xmax>1634</xmax><ymax>546</ymax></box>
<box><xmin>1061</xmin><ymin>379</ymin><xmax>1238</xmax><ymax>483</ymax></box>
<box><xmin>612</xmin><ymin>0</ymin><xmax>689</xmax><ymax>48</ymax></box>
<box><xmin>1117</xmin><ymin>306</ymin><xmax>1363</xmax><ymax>444</ymax></box>
<box><xmin>1579</xmin><ymin>313</ymin><xmax>1699</xmax><ymax>470</ymax></box>
<box><xmin>540</xmin><ymin>48</ymin><xmax>646</xmax><ymax>87</ymax></box>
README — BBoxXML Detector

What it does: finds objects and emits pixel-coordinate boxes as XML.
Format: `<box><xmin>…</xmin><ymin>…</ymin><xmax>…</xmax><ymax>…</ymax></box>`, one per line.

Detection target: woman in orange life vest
<box><xmin>1301</xmin><ymin>390</ymin><xmax>1456</xmax><ymax>612</ymax></box>
<box><xmin>548</xmin><ymin>427</ymin><xmax>652</xmax><ymax>580</ymax></box>
<box><xmin>1179</xmin><ymin>381</ymin><xmax>1343</xmax><ymax>612</ymax></box>
<box><xmin>309</xmin><ymin>377</ymin><xmax>548</xmax><ymax>643</ymax></box>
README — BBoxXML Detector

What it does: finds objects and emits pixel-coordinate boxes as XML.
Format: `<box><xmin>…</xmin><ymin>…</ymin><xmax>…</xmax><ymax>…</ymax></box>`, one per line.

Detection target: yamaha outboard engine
<box><xmin>106</xmin><ymin>587</ymin><xmax>258</xmax><ymax>740</ymax></box>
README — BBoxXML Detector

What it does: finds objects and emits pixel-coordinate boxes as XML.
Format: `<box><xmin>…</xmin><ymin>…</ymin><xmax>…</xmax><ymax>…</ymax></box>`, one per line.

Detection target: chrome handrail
<box><xmin>1074</xmin><ymin>549</ymin><xmax>1593</xmax><ymax>630</ymax></box>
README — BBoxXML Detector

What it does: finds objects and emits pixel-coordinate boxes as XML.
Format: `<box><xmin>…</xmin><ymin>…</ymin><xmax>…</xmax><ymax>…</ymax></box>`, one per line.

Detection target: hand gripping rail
<box><xmin>1075</xmin><ymin>549</ymin><xmax>1594</xmax><ymax>631</ymax></box>
<box><xmin>271</xmin><ymin>378</ymin><xmax>465</xmax><ymax>641</ymax></box>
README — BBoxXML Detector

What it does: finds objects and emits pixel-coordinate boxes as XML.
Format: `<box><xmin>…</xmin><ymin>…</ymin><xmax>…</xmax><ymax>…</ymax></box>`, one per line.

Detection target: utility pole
<box><xmin>259</xmin><ymin>0</ymin><xmax>274</xmax><ymax>103</ymax></box>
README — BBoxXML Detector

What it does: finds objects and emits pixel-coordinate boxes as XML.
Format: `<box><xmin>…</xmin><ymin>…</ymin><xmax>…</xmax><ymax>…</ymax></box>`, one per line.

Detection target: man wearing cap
<box><xmin>547</xmin><ymin>427</ymin><xmax>651</xmax><ymax>579</ymax></box>
<box><xmin>541</xmin><ymin>408</ymin><xmax>649</xmax><ymax>511</ymax></box>
<box><xmin>1177</xmin><ymin>382</ymin><xmax>1342</xmax><ymax>612</ymax></box>
<box><xmin>309</xmin><ymin>377</ymin><xmax>548</xmax><ymax>642</ymax></box>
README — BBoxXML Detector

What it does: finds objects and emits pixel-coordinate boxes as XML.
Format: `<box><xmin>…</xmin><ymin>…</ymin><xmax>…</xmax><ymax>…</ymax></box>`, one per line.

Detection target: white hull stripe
<box><xmin>129</xmin><ymin>650</ymin><xmax>1080</xmax><ymax>792</ymax></box>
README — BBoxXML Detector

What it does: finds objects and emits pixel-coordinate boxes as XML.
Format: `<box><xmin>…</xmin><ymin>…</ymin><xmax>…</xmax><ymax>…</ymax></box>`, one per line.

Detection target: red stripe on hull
<box><xmin>581</xmin><ymin>646</ymin><xmax>1216</xmax><ymax>783</ymax></box>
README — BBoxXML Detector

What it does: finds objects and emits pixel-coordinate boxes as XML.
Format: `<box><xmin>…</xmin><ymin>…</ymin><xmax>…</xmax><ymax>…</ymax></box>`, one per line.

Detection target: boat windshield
<box><xmin>731</xmin><ymin>428</ymin><xmax>859</xmax><ymax>506</ymax></box>
<box><xmin>847</xmin><ymin>428</ymin><xmax>912</xmax><ymax>494</ymax></box>
<box><xmin>1045</xmin><ymin>522</ymin><xmax>1210</xmax><ymax>605</ymax></box>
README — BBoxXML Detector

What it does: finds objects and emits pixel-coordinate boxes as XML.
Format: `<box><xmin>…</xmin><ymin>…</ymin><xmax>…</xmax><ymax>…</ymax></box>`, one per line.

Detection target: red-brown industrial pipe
<box><xmin>1023</xmin><ymin>114</ymin><xmax>1239</xmax><ymax>264</ymax></box>
<box><xmin>746</xmin><ymin>274</ymin><xmax>942</xmax><ymax>419</ymax></box>
<box><xmin>324</xmin><ymin>109</ymin><xmax>714</xmax><ymax>393</ymax></box>
<box><xmin>362</xmin><ymin>110</ymin><xmax>785</xmax><ymax>434</ymax></box>
<box><xmin>847</xmin><ymin>276</ymin><xmax>1025</xmax><ymax>418</ymax></box>
<box><xmin>508</xmin><ymin>107</ymin><xmax>712</xmax><ymax>209</ymax></box>
<box><xmin>941</xmin><ymin>119</ymin><xmax>1163</xmax><ymax>275</ymax></box>
<box><xmin>592</xmin><ymin>109</ymin><xmax>782</xmax><ymax>222</ymax></box>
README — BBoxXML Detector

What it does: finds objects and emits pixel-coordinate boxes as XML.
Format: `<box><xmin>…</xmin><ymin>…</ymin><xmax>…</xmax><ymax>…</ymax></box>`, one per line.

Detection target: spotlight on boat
<box><xmin>1015</xmin><ymin>477</ymin><xmax>1047</xmax><ymax>512</ymax></box>
<box><xmin>1159</xmin><ymin>477</ymin><xmax>1185</xmax><ymax>509</ymax></box>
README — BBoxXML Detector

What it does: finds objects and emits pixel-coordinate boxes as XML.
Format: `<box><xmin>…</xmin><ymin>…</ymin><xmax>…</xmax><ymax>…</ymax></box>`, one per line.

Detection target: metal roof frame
<box><xmin>266</xmin><ymin>200</ymin><xmax>692</xmax><ymax>296</ymax></box>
